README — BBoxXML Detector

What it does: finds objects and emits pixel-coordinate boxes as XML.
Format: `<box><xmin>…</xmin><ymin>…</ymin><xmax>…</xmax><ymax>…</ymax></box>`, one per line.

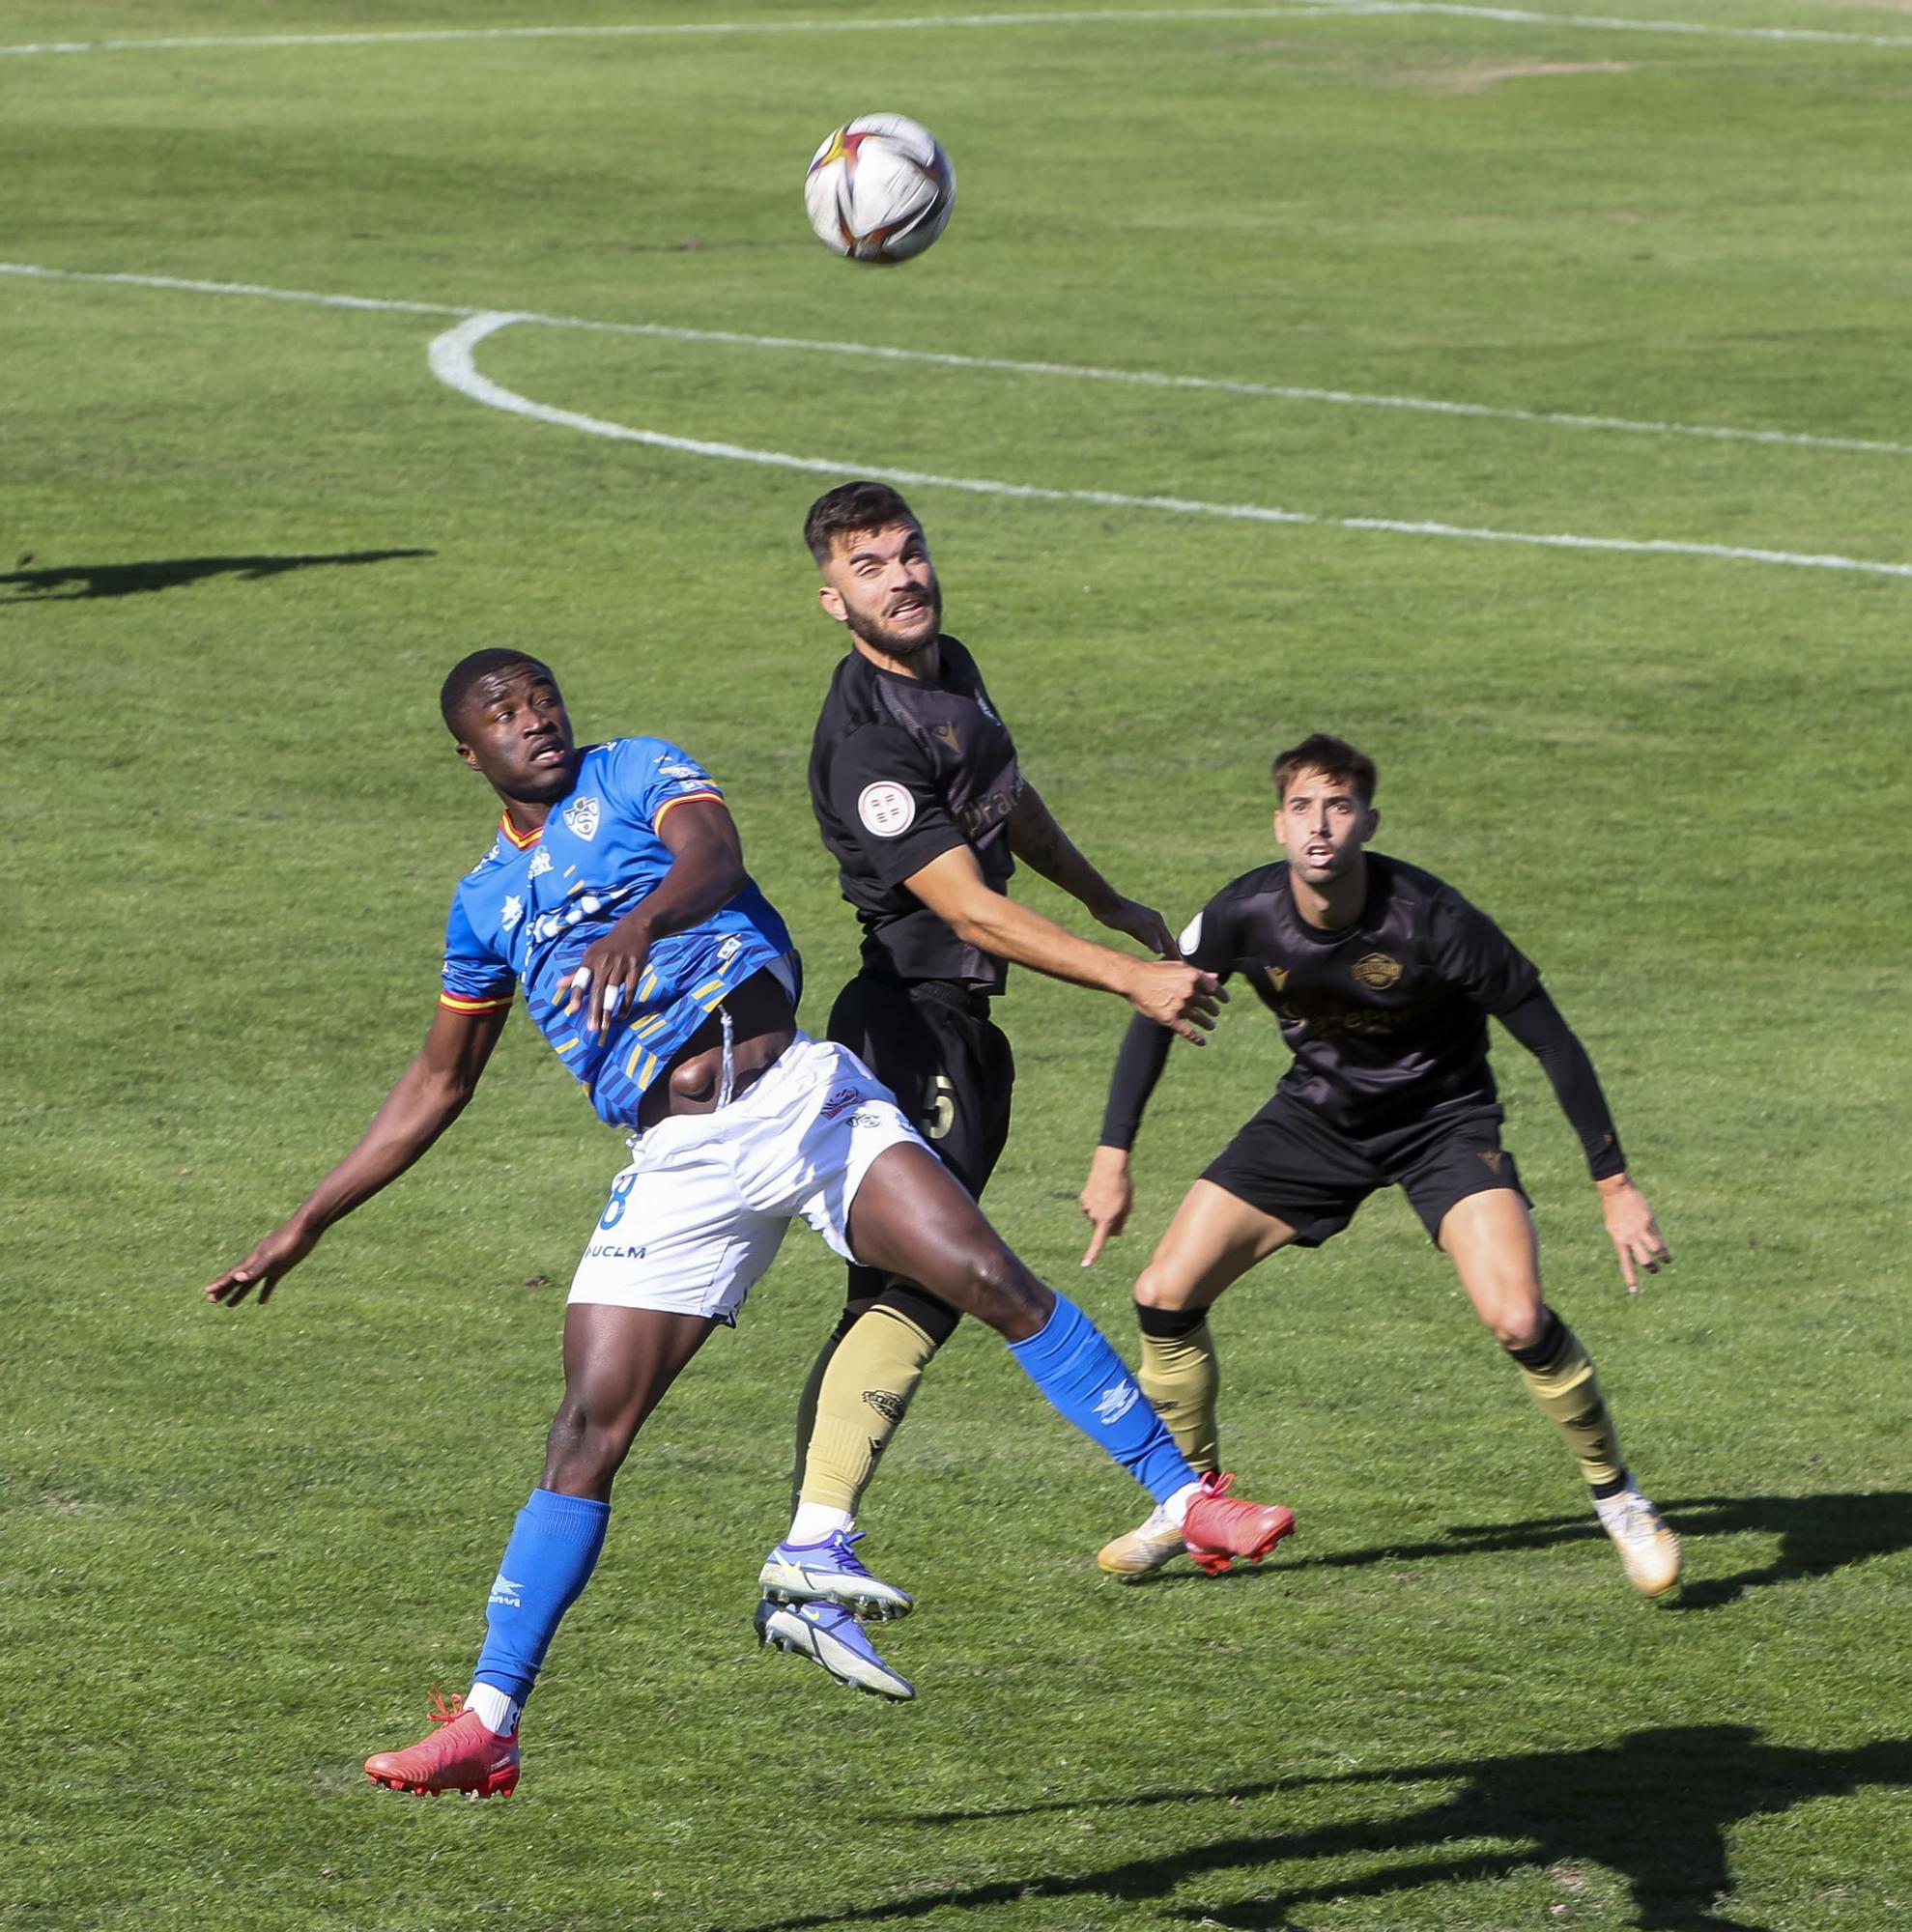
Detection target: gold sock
<box><xmin>793</xmin><ymin>1304</ymin><xmax>941</xmax><ymax>1516</ymax></box>
<box><xmin>1138</xmin><ymin>1318</ymin><xmax>1221</xmax><ymax>1474</ymax></box>
<box><xmin>1511</xmin><ymin>1314</ymin><xmax>1624</xmax><ymax>1491</ymax></box>
<box><xmin>786</xmin><ymin>1323</ymin><xmax>843</xmax><ymax>1517</ymax></box>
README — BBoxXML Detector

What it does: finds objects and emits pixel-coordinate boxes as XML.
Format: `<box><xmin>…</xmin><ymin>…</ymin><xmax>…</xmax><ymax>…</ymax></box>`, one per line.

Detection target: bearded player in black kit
<box><xmin>1079</xmin><ymin>733</ymin><xmax>1682</xmax><ymax>1598</ymax></box>
<box><xmin>754</xmin><ymin>481</ymin><xmax>1291</xmax><ymax>1693</ymax></box>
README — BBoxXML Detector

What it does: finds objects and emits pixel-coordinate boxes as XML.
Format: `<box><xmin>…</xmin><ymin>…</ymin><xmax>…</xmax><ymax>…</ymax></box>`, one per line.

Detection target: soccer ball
<box><xmin>804</xmin><ymin>113</ymin><xmax>956</xmax><ymax>264</ymax></box>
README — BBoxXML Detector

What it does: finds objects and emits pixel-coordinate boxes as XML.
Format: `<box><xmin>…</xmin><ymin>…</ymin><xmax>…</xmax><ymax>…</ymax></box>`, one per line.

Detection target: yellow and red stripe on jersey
<box><xmin>440</xmin><ymin>989</ymin><xmax>514</xmax><ymax>1014</ymax></box>
<box><xmin>498</xmin><ymin>812</ymin><xmax>543</xmax><ymax>851</ymax></box>
<box><xmin>651</xmin><ymin>790</ymin><xmax>724</xmax><ymax>833</ymax></box>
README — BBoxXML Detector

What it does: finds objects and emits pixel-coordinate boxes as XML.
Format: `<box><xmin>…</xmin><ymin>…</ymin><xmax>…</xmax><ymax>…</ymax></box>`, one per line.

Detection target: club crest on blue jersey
<box><xmin>564</xmin><ymin>795</ymin><xmax>601</xmax><ymax>841</ymax></box>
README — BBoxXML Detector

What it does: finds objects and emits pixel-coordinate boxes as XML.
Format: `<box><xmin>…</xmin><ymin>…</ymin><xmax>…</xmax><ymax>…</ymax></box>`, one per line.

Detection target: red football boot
<box><xmin>1181</xmin><ymin>1471</ymin><xmax>1298</xmax><ymax>1576</ymax></box>
<box><xmin>364</xmin><ymin>1689</ymin><xmax>520</xmax><ymax>1799</ymax></box>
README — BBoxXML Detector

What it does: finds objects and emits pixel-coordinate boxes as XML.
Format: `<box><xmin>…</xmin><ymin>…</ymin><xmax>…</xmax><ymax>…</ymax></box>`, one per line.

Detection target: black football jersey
<box><xmin>1177</xmin><ymin>854</ymin><xmax>1541</xmax><ymax>1134</ymax></box>
<box><xmin>809</xmin><ymin>635</ymin><xmax>1023</xmax><ymax>990</ymax></box>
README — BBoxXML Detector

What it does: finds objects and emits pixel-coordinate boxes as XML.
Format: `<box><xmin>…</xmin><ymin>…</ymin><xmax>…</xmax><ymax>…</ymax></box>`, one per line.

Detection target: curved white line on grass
<box><xmin>5</xmin><ymin>2</ymin><xmax>1911</xmax><ymax>58</ymax></box>
<box><xmin>429</xmin><ymin>313</ymin><xmax>1912</xmax><ymax>581</ymax></box>
<box><xmin>426</xmin><ymin>312</ymin><xmax>1314</xmax><ymax>516</ymax></box>
<box><xmin>8</xmin><ymin>262</ymin><xmax>1906</xmax><ymax>461</ymax></box>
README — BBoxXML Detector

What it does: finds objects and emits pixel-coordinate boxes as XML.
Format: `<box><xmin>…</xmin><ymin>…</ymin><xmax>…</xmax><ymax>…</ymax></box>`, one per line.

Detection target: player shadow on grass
<box><xmin>746</xmin><ymin>1728</ymin><xmax>1911</xmax><ymax>1932</ymax></box>
<box><xmin>0</xmin><ymin>550</ymin><xmax>433</xmax><ymax>601</ymax></box>
<box><xmin>1133</xmin><ymin>1490</ymin><xmax>1912</xmax><ymax>1615</ymax></box>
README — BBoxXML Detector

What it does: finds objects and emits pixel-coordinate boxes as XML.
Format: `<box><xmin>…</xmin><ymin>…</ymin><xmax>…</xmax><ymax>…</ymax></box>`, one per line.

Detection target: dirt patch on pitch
<box><xmin>1408</xmin><ymin>59</ymin><xmax>1634</xmax><ymax>92</ymax></box>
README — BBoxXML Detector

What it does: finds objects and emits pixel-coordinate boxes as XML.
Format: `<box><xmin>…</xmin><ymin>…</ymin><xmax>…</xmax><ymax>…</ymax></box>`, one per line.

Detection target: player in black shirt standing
<box><xmin>1078</xmin><ymin>733</ymin><xmax>1681</xmax><ymax>1596</ymax></box>
<box><xmin>757</xmin><ymin>481</ymin><xmax>1282</xmax><ymax>1689</ymax></box>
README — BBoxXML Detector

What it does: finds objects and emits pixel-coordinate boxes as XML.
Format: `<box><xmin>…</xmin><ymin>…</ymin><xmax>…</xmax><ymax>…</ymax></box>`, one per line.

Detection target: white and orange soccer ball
<box><xmin>804</xmin><ymin>113</ymin><xmax>956</xmax><ymax>264</ymax></box>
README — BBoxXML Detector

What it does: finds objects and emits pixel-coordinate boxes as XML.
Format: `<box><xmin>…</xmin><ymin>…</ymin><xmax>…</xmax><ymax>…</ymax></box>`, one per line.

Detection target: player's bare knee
<box><xmin>1486</xmin><ymin>1298</ymin><xmax>1547</xmax><ymax>1352</ymax></box>
<box><xmin>540</xmin><ymin>1395</ymin><xmax>629</xmax><ymax>1495</ymax></box>
<box><xmin>1132</xmin><ymin>1261</ymin><xmax>1192</xmax><ymax>1313</ymax></box>
<box><xmin>949</xmin><ymin>1241</ymin><xmax>1048</xmax><ymax>1336</ymax></box>
<box><xmin>538</xmin><ymin>1399</ymin><xmax>589</xmax><ymax>1487</ymax></box>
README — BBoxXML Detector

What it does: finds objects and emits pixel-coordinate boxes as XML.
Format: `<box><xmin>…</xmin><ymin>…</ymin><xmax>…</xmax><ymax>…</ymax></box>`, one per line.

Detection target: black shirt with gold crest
<box><xmin>1101</xmin><ymin>850</ymin><xmax>1644</xmax><ymax>1174</ymax></box>
<box><xmin>1174</xmin><ymin>853</ymin><xmax>1539</xmax><ymax>1134</ymax></box>
<box><xmin>809</xmin><ymin>634</ymin><xmax>1023</xmax><ymax>991</ymax></box>
<box><xmin>1103</xmin><ymin>852</ymin><xmax>1626</xmax><ymax>1176</ymax></box>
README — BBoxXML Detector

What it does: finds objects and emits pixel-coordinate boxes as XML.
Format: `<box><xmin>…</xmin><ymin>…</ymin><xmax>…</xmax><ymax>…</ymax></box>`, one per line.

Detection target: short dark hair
<box><xmin>1271</xmin><ymin>732</ymin><xmax>1377</xmax><ymax>806</ymax></box>
<box><xmin>803</xmin><ymin>480</ymin><xmax>920</xmax><ymax>565</ymax></box>
<box><xmin>439</xmin><ymin>648</ymin><xmax>556</xmax><ymax>734</ymax></box>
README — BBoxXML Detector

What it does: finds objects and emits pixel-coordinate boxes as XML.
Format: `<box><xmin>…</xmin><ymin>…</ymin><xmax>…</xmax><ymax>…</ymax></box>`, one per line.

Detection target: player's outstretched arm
<box><xmin>204</xmin><ymin>1002</ymin><xmax>509</xmax><ymax>1307</ymax></box>
<box><xmin>904</xmin><ymin>844</ymin><xmax>1226</xmax><ymax>1045</ymax></box>
<box><xmin>1497</xmin><ymin>986</ymin><xmax>1670</xmax><ymax>1292</ymax></box>
<box><xmin>1007</xmin><ymin>783</ymin><xmax>1175</xmax><ymax>957</ymax></box>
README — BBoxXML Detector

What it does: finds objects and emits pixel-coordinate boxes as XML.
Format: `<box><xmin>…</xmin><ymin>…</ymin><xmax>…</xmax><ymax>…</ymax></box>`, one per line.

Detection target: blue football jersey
<box><xmin>440</xmin><ymin>738</ymin><xmax>798</xmax><ymax>1127</ymax></box>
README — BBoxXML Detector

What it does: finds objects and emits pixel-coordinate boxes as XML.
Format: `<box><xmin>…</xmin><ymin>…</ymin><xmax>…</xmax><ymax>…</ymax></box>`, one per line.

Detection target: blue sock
<box><xmin>1008</xmin><ymin>1293</ymin><xmax>1197</xmax><ymax>1505</ymax></box>
<box><xmin>471</xmin><ymin>1488</ymin><xmax>611</xmax><ymax>1705</ymax></box>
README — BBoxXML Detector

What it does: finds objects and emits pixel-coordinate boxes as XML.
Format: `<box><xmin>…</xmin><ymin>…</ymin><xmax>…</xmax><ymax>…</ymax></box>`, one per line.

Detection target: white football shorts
<box><xmin>568</xmin><ymin>1034</ymin><xmax>927</xmax><ymax>1321</ymax></box>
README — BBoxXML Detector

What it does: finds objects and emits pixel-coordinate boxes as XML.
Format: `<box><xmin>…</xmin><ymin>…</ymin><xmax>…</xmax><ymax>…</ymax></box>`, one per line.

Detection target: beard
<box><xmin>845</xmin><ymin>581</ymin><xmax>943</xmax><ymax>660</ymax></box>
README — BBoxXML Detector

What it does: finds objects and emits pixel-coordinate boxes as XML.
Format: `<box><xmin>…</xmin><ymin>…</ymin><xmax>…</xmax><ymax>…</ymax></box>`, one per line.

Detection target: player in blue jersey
<box><xmin>204</xmin><ymin>649</ymin><xmax>1291</xmax><ymax>1798</ymax></box>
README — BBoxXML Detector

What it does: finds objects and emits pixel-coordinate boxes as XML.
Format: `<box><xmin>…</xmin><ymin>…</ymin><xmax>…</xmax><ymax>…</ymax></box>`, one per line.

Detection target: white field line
<box><xmin>6</xmin><ymin>262</ymin><xmax>1905</xmax><ymax>461</ymax></box>
<box><xmin>4</xmin><ymin>2</ymin><xmax>1912</xmax><ymax>58</ymax></box>
<box><xmin>0</xmin><ymin>262</ymin><xmax>471</xmax><ymax>321</ymax></box>
<box><xmin>4</xmin><ymin>262</ymin><xmax>1904</xmax><ymax>579</ymax></box>
<box><xmin>432</xmin><ymin>313</ymin><xmax>1912</xmax><ymax>580</ymax></box>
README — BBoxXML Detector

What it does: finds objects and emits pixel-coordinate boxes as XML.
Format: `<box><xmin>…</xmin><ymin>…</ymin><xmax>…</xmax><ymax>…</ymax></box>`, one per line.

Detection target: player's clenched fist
<box><xmin>1125</xmin><ymin>960</ymin><xmax>1228</xmax><ymax>1045</ymax></box>
<box><xmin>555</xmin><ymin>914</ymin><xmax>655</xmax><ymax>1037</ymax></box>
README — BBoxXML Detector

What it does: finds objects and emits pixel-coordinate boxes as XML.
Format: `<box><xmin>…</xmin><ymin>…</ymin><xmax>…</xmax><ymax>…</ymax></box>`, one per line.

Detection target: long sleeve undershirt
<box><xmin>1099</xmin><ymin>1010</ymin><xmax>1177</xmax><ymax>1153</ymax></box>
<box><xmin>1493</xmin><ymin>985</ymin><xmax>1626</xmax><ymax>1180</ymax></box>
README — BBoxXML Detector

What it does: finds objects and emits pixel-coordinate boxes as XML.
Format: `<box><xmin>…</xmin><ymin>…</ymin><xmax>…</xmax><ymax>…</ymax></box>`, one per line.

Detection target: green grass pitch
<box><xmin>3</xmin><ymin>2</ymin><xmax>1909</xmax><ymax>1926</ymax></box>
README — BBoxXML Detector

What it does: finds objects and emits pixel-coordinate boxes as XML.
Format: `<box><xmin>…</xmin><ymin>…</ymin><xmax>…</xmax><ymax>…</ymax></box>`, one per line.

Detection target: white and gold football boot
<box><xmin>1595</xmin><ymin>1487</ymin><xmax>1683</xmax><ymax>1597</ymax></box>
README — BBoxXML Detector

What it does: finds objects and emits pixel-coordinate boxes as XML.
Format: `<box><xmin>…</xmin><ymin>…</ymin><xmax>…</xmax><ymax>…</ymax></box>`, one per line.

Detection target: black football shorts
<box><xmin>1201</xmin><ymin>1093</ymin><xmax>1527</xmax><ymax>1247</ymax></box>
<box><xmin>825</xmin><ymin>970</ymin><xmax>1017</xmax><ymax>1326</ymax></box>
<box><xmin>827</xmin><ymin>970</ymin><xmax>1013</xmax><ymax>1200</ymax></box>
